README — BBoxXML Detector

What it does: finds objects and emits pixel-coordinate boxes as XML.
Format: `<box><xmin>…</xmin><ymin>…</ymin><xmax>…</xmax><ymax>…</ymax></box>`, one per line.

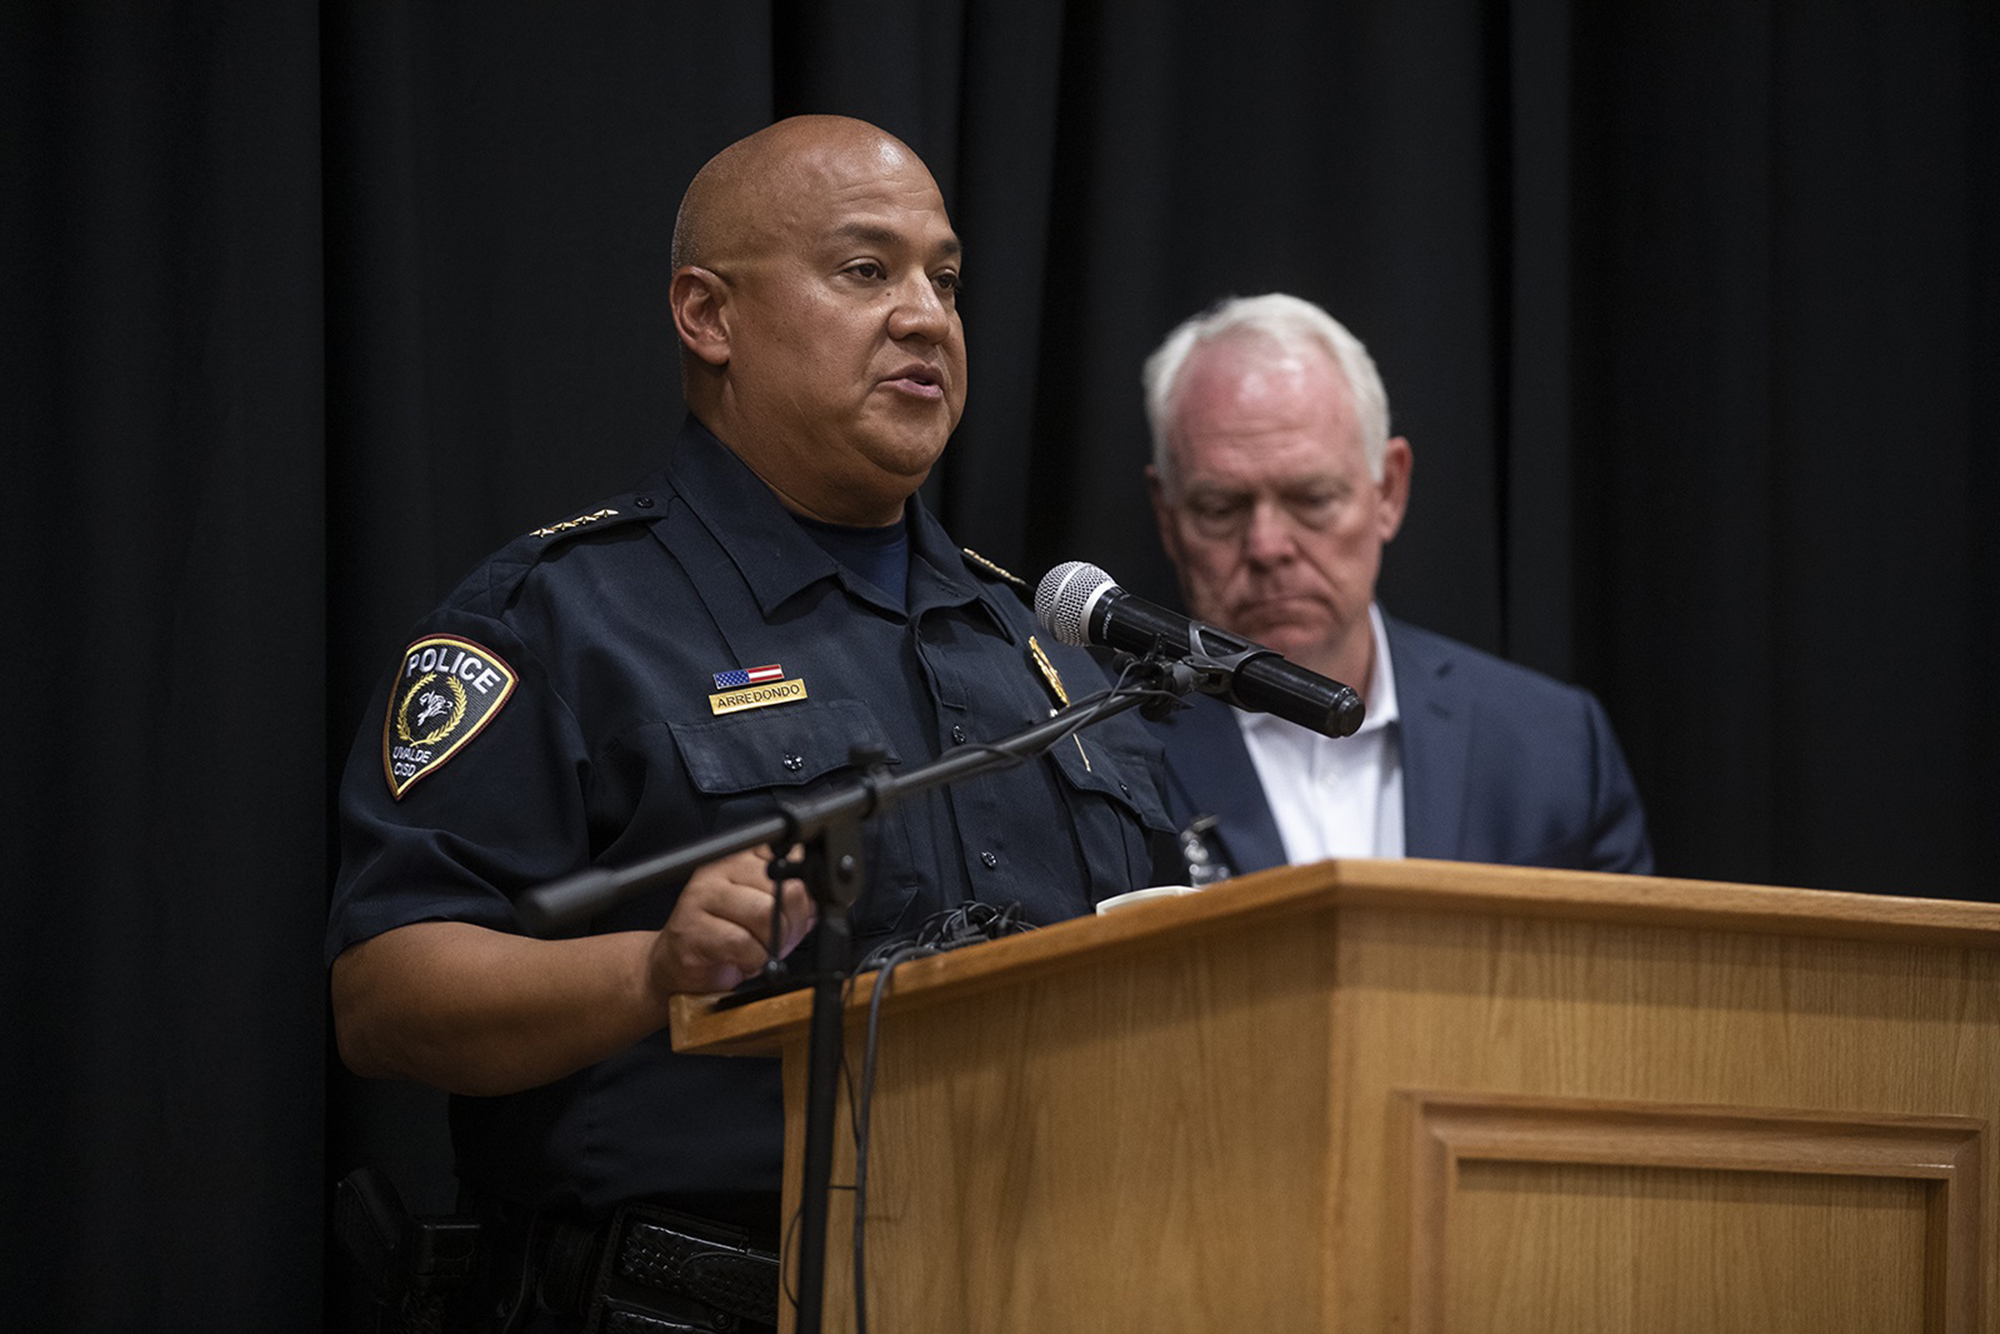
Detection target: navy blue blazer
<box><xmin>1146</xmin><ymin>615</ymin><xmax>1654</xmax><ymax>876</ymax></box>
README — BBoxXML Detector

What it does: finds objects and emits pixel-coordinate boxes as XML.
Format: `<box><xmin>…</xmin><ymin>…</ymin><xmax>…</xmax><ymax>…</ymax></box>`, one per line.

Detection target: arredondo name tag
<box><xmin>708</xmin><ymin>677</ymin><xmax>808</xmax><ymax>716</ymax></box>
<box><xmin>382</xmin><ymin>635</ymin><xmax>519</xmax><ymax>799</ymax></box>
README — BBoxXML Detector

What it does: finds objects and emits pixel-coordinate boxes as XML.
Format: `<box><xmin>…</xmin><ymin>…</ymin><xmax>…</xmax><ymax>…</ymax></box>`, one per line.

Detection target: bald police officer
<box><xmin>329</xmin><ymin>116</ymin><xmax>1172</xmax><ymax>1332</ymax></box>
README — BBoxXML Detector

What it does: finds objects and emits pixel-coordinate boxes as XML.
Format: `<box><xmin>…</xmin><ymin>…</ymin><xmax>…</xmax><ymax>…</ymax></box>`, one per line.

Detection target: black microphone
<box><xmin>1035</xmin><ymin>561</ymin><xmax>1364</xmax><ymax>739</ymax></box>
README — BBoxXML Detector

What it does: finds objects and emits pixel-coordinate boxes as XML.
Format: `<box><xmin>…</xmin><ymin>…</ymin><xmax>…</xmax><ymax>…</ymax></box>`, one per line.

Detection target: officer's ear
<box><xmin>670</xmin><ymin>267</ymin><xmax>731</xmax><ymax>368</ymax></box>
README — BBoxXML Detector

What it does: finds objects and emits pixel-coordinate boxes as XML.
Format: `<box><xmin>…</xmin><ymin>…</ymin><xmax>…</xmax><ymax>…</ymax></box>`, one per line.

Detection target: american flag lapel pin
<box><xmin>713</xmin><ymin>663</ymin><xmax>785</xmax><ymax>689</ymax></box>
<box><xmin>708</xmin><ymin>663</ymin><xmax>808</xmax><ymax>716</ymax></box>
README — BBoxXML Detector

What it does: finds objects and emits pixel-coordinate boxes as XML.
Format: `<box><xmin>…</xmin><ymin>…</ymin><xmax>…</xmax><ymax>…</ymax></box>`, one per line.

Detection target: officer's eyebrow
<box><xmin>827</xmin><ymin>222</ymin><xmax>962</xmax><ymax>262</ymax></box>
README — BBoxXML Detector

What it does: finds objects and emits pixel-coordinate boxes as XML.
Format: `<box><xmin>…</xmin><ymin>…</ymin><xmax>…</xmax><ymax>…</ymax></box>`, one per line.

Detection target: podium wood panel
<box><xmin>673</xmin><ymin>859</ymin><xmax>2000</xmax><ymax>1332</ymax></box>
<box><xmin>1405</xmin><ymin>1094</ymin><xmax>1981</xmax><ymax>1331</ymax></box>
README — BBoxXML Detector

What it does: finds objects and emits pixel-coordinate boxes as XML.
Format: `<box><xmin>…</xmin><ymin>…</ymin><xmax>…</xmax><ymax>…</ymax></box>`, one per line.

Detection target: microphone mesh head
<box><xmin>1035</xmin><ymin>561</ymin><xmax>1114</xmax><ymax>646</ymax></box>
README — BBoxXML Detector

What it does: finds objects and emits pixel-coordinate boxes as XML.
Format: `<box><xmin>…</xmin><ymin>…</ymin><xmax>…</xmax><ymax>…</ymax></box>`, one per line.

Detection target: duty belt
<box><xmin>542</xmin><ymin>1201</ymin><xmax>781</xmax><ymax>1333</ymax></box>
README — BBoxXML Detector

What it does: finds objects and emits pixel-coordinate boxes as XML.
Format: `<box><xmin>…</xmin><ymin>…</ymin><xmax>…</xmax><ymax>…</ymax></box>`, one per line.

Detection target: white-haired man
<box><xmin>1143</xmin><ymin>293</ymin><xmax>1652</xmax><ymax>876</ymax></box>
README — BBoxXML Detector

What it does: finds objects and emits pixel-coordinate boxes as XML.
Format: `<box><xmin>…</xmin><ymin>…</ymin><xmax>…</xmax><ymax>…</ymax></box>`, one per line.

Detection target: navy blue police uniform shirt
<box><xmin>327</xmin><ymin>418</ymin><xmax>1174</xmax><ymax>1219</ymax></box>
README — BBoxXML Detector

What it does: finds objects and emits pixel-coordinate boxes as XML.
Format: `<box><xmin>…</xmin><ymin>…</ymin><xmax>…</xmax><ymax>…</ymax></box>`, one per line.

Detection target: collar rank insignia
<box><xmin>709</xmin><ymin>663</ymin><xmax>808</xmax><ymax>716</ymax></box>
<box><xmin>383</xmin><ymin>635</ymin><xmax>518</xmax><ymax>799</ymax></box>
<box><xmin>529</xmin><ymin>507</ymin><xmax>619</xmax><ymax>539</ymax></box>
<box><xmin>961</xmin><ymin>547</ymin><xmax>1028</xmax><ymax>589</ymax></box>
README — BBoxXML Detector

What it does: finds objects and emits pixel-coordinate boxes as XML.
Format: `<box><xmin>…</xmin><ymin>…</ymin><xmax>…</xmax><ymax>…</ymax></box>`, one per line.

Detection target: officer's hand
<box><xmin>650</xmin><ymin>846</ymin><xmax>815</xmax><ymax>995</ymax></box>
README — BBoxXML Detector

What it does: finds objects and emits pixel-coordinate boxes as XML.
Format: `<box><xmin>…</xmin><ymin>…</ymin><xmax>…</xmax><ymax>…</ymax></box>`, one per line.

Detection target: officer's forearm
<box><xmin>331</xmin><ymin>921</ymin><xmax>672</xmax><ymax>1097</ymax></box>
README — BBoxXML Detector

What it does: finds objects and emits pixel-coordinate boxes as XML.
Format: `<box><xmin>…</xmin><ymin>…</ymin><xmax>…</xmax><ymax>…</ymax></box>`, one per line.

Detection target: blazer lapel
<box><xmin>1154</xmin><ymin>693</ymin><xmax>1288</xmax><ymax>876</ymax></box>
<box><xmin>1388</xmin><ymin>616</ymin><xmax>1473</xmax><ymax>861</ymax></box>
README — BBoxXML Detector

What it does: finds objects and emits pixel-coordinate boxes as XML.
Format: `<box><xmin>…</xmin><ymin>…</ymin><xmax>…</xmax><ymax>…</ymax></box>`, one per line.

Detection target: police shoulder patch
<box><xmin>382</xmin><ymin>635</ymin><xmax>519</xmax><ymax>799</ymax></box>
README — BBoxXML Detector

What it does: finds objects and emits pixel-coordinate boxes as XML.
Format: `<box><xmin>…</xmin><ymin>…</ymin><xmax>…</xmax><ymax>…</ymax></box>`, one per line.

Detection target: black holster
<box><xmin>334</xmin><ymin>1167</ymin><xmax>483</xmax><ymax>1334</ymax></box>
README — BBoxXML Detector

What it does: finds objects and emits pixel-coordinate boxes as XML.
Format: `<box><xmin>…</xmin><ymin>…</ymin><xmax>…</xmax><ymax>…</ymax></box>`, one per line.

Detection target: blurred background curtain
<box><xmin>4</xmin><ymin>1</ymin><xmax>1992</xmax><ymax>1325</ymax></box>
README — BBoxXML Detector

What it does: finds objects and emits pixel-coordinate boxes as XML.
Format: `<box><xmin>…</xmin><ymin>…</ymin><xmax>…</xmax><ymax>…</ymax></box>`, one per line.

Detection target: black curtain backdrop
<box><xmin>4</xmin><ymin>2</ymin><xmax>1994</xmax><ymax>1327</ymax></box>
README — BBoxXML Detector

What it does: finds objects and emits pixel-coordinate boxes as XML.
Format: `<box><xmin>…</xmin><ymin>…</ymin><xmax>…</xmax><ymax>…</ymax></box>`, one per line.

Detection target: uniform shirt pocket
<box><xmin>666</xmin><ymin>699</ymin><xmax>901</xmax><ymax>794</ymax></box>
<box><xmin>1047</xmin><ymin>730</ymin><xmax>1178</xmax><ymax>901</ymax></box>
<box><xmin>663</xmin><ymin>699</ymin><xmax>923</xmax><ymax>943</ymax></box>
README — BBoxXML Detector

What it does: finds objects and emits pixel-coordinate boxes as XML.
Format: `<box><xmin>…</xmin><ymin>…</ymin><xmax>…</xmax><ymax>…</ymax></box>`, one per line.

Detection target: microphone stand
<box><xmin>518</xmin><ymin>666</ymin><xmax>1192</xmax><ymax>1334</ymax></box>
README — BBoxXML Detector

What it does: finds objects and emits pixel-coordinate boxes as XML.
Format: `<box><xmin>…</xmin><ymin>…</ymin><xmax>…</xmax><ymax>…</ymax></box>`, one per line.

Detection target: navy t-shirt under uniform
<box><xmin>792</xmin><ymin>510</ymin><xmax>911</xmax><ymax>612</ymax></box>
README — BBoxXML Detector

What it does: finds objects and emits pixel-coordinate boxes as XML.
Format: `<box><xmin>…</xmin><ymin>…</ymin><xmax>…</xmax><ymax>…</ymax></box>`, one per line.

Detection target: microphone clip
<box><xmin>1123</xmin><ymin>628</ymin><xmax>1277</xmax><ymax>721</ymax></box>
<box><xmin>1127</xmin><ymin>656</ymin><xmax>1201</xmax><ymax>720</ymax></box>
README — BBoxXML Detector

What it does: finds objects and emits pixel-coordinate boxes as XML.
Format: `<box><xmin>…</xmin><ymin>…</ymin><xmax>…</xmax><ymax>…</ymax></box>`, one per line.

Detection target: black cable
<box><xmin>755</xmin><ymin>674</ymin><xmax>1166</xmax><ymax>987</ymax></box>
<box><xmin>781</xmin><ymin>1207</ymin><xmax>800</xmax><ymax>1309</ymax></box>
<box><xmin>771</xmin><ymin>668</ymin><xmax>1176</xmax><ymax>1326</ymax></box>
<box><xmin>903</xmin><ymin>672</ymin><xmax>1184</xmax><ymax>781</ymax></box>
<box><xmin>845</xmin><ymin>900</ymin><xmax>1039</xmax><ymax>1332</ymax></box>
<box><xmin>782</xmin><ymin>1184</ymin><xmax>855</xmax><ymax>1314</ymax></box>
<box><xmin>850</xmin><ymin>941</ymin><xmax>926</xmax><ymax>1334</ymax></box>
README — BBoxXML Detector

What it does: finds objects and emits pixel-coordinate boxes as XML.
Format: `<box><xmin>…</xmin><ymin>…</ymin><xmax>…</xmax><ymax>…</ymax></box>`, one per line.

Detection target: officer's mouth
<box><xmin>880</xmin><ymin>362</ymin><xmax>946</xmax><ymax>401</ymax></box>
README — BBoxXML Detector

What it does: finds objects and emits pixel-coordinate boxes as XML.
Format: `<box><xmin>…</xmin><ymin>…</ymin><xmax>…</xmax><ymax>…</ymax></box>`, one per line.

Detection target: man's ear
<box><xmin>670</xmin><ymin>267</ymin><xmax>730</xmax><ymax>368</ymax></box>
<box><xmin>1376</xmin><ymin>436</ymin><xmax>1413</xmax><ymax>543</ymax></box>
<box><xmin>1146</xmin><ymin>463</ymin><xmax>1182</xmax><ymax>565</ymax></box>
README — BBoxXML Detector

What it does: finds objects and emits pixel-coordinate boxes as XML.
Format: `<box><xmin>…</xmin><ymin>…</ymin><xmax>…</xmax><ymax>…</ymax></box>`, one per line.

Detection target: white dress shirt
<box><xmin>1234</xmin><ymin>603</ymin><xmax>1404</xmax><ymax>862</ymax></box>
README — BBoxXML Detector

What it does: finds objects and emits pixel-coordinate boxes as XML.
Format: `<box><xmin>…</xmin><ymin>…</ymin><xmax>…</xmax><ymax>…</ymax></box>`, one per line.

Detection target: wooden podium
<box><xmin>672</xmin><ymin>860</ymin><xmax>2000</xmax><ymax>1332</ymax></box>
